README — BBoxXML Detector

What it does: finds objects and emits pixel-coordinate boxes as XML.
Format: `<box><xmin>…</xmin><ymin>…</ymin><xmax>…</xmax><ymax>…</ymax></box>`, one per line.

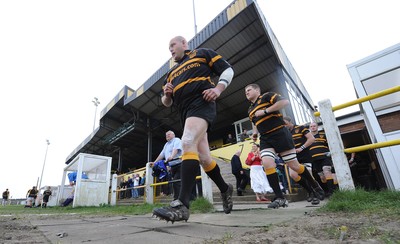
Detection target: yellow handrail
<box><xmin>314</xmin><ymin>86</ymin><xmax>400</xmax><ymax>117</ymax></box>
<box><xmin>344</xmin><ymin>139</ymin><xmax>400</xmax><ymax>153</ymax></box>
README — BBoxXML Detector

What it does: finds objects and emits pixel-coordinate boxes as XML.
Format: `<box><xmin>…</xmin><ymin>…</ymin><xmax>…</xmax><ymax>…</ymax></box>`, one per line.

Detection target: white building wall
<box><xmin>347</xmin><ymin>43</ymin><xmax>400</xmax><ymax>190</ymax></box>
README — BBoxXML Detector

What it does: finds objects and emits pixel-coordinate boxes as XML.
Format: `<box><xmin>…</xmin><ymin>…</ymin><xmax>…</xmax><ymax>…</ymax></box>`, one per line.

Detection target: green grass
<box><xmin>0</xmin><ymin>197</ymin><xmax>214</xmax><ymax>217</ymax></box>
<box><xmin>318</xmin><ymin>188</ymin><xmax>400</xmax><ymax>216</ymax></box>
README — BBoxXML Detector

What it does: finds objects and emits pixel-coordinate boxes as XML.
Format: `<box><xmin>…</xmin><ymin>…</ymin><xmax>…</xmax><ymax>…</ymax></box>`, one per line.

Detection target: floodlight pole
<box><xmin>192</xmin><ymin>0</ymin><xmax>198</xmax><ymax>35</ymax></box>
<box><xmin>92</xmin><ymin>97</ymin><xmax>100</xmax><ymax>131</ymax></box>
<box><xmin>38</xmin><ymin>139</ymin><xmax>50</xmax><ymax>190</ymax></box>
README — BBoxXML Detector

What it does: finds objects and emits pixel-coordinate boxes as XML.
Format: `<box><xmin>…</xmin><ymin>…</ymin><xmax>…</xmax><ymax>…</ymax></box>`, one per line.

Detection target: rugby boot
<box><xmin>310</xmin><ymin>193</ymin><xmax>320</xmax><ymax>205</ymax></box>
<box><xmin>220</xmin><ymin>183</ymin><xmax>233</xmax><ymax>214</ymax></box>
<box><xmin>306</xmin><ymin>192</ymin><xmax>313</xmax><ymax>202</ymax></box>
<box><xmin>313</xmin><ymin>185</ymin><xmax>325</xmax><ymax>201</ymax></box>
<box><xmin>267</xmin><ymin>198</ymin><xmax>289</xmax><ymax>209</ymax></box>
<box><xmin>152</xmin><ymin>199</ymin><xmax>190</xmax><ymax>223</ymax></box>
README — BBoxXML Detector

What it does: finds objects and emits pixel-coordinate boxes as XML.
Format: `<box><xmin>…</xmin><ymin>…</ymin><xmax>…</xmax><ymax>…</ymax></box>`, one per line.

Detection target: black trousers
<box><xmin>170</xmin><ymin>164</ymin><xmax>182</xmax><ymax>200</ymax></box>
<box><xmin>233</xmin><ymin>171</ymin><xmax>249</xmax><ymax>192</ymax></box>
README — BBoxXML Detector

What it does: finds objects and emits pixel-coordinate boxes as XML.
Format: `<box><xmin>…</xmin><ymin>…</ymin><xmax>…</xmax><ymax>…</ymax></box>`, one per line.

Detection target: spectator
<box><xmin>225</xmin><ymin>133</ymin><xmax>236</xmax><ymax>144</ymax></box>
<box><xmin>132</xmin><ymin>174</ymin><xmax>140</xmax><ymax>198</ymax></box>
<box><xmin>2</xmin><ymin>189</ymin><xmax>10</xmax><ymax>206</ymax></box>
<box><xmin>41</xmin><ymin>186</ymin><xmax>52</xmax><ymax>208</ymax></box>
<box><xmin>239</xmin><ymin>129</ymin><xmax>250</xmax><ymax>142</ymax></box>
<box><xmin>151</xmin><ymin>159</ymin><xmax>170</xmax><ymax>196</ymax></box>
<box><xmin>230</xmin><ymin>149</ymin><xmax>249</xmax><ymax>196</ymax></box>
<box><xmin>275</xmin><ymin>156</ymin><xmax>289</xmax><ymax>193</ymax></box>
<box><xmin>245</xmin><ymin>143</ymin><xmax>273</xmax><ymax>202</ymax></box>
<box><xmin>151</xmin><ymin>130</ymin><xmax>182</xmax><ymax>200</ymax></box>
<box><xmin>61</xmin><ymin>182</ymin><xmax>75</xmax><ymax>207</ymax></box>
<box><xmin>119</xmin><ymin>178</ymin><xmax>127</xmax><ymax>199</ymax></box>
<box><xmin>139</xmin><ymin>172</ymin><xmax>146</xmax><ymax>196</ymax></box>
<box><xmin>127</xmin><ymin>176</ymin><xmax>134</xmax><ymax>198</ymax></box>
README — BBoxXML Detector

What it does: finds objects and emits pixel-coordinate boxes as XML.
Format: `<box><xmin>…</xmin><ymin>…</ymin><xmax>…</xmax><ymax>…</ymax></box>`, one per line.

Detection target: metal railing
<box><xmin>110</xmin><ymin>163</ymin><xmax>213</xmax><ymax>206</ymax></box>
<box><xmin>316</xmin><ymin>85</ymin><xmax>400</xmax><ymax>190</ymax></box>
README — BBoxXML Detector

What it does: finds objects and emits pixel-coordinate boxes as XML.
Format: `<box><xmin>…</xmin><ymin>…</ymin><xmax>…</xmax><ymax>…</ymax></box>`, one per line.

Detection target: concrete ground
<box><xmin>30</xmin><ymin>200</ymin><xmax>323</xmax><ymax>243</ymax></box>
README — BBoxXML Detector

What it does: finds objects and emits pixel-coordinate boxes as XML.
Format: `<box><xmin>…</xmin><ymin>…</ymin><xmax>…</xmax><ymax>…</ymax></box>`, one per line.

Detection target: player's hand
<box><xmin>202</xmin><ymin>88</ymin><xmax>221</xmax><ymax>102</ymax></box>
<box><xmin>163</xmin><ymin>83</ymin><xmax>174</xmax><ymax>97</ymax></box>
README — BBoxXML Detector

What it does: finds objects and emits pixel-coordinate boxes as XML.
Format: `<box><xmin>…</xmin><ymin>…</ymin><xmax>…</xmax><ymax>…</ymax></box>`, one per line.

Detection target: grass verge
<box><xmin>318</xmin><ymin>188</ymin><xmax>400</xmax><ymax>216</ymax></box>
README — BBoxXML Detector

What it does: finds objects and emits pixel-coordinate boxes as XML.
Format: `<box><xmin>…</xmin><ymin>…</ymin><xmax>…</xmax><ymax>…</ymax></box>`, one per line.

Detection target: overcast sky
<box><xmin>1</xmin><ymin>0</ymin><xmax>399</xmax><ymax>199</ymax></box>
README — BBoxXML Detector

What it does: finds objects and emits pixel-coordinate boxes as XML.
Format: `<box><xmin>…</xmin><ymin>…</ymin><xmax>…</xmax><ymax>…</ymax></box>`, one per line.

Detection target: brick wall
<box><xmin>377</xmin><ymin>110</ymin><xmax>400</xmax><ymax>133</ymax></box>
<box><xmin>339</xmin><ymin>110</ymin><xmax>400</xmax><ymax>134</ymax></box>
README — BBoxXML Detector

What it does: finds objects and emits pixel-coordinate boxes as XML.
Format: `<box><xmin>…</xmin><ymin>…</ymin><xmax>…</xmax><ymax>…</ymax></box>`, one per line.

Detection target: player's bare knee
<box><xmin>181</xmin><ymin>133</ymin><xmax>195</xmax><ymax>150</ymax></box>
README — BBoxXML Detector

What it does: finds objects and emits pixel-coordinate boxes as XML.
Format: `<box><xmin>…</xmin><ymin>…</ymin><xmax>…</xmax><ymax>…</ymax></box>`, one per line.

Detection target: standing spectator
<box><xmin>245</xmin><ymin>143</ymin><xmax>273</xmax><ymax>201</ymax></box>
<box><xmin>25</xmin><ymin>186</ymin><xmax>38</xmax><ymax>208</ymax></box>
<box><xmin>41</xmin><ymin>186</ymin><xmax>52</xmax><ymax>208</ymax></box>
<box><xmin>2</xmin><ymin>189</ymin><xmax>10</xmax><ymax>206</ymax></box>
<box><xmin>283</xmin><ymin>116</ymin><xmax>320</xmax><ymax>205</ymax></box>
<box><xmin>230</xmin><ymin>149</ymin><xmax>249</xmax><ymax>196</ymax></box>
<box><xmin>151</xmin><ymin>130</ymin><xmax>182</xmax><ymax>200</ymax></box>
<box><xmin>139</xmin><ymin>171</ymin><xmax>146</xmax><ymax>196</ymax></box>
<box><xmin>132</xmin><ymin>174</ymin><xmax>140</xmax><ymax>198</ymax></box>
<box><xmin>245</xmin><ymin>83</ymin><xmax>324</xmax><ymax>208</ymax></box>
<box><xmin>119</xmin><ymin>178</ymin><xmax>127</xmax><ymax>199</ymax></box>
<box><xmin>275</xmin><ymin>156</ymin><xmax>289</xmax><ymax>194</ymax></box>
<box><xmin>239</xmin><ymin>129</ymin><xmax>250</xmax><ymax>142</ymax></box>
<box><xmin>127</xmin><ymin>176</ymin><xmax>134</xmax><ymax>199</ymax></box>
<box><xmin>153</xmin><ymin>36</ymin><xmax>234</xmax><ymax>223</ymax></box>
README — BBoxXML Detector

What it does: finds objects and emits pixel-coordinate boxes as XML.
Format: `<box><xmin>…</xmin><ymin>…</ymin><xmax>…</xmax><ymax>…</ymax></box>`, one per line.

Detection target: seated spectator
<box><xmin>151</xmin><ymin>159</ymin><xmax>170</xmax><ymax>196</ymax></box>
<box><xmin>225</xmin><ymin>133</ymin><xmax>236</xmax><ymax>144</ymax></box>
<box><xmin>239</xmin><ymin>129</ymin><xmax>250</xmax><ymax>142</ymax></box>
<box><xmin>61</xmin><ymin>182</ymin><xmax>75</xmax><ymax>207</ymax></box>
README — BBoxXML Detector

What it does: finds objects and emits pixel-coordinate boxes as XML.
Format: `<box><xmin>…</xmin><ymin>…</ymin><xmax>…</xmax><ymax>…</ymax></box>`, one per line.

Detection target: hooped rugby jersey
<box><xmin>163</xmin><ymin>48</ymin><xmax>231</xmax><ymax>112</ymax></box>
<box><xmin>288</xmin><ymin>124</ymin><xmax>312</xmax><ymax>162</ymax></box>
<box><xmin>309</xmin><ymin>131</ymin><xmax>330</xmax><ymax>161</ymax></box>
<box><xmin>247</xmin><ymin>92</ymin><xmax>285</xmax><ymax>135</ymax></box>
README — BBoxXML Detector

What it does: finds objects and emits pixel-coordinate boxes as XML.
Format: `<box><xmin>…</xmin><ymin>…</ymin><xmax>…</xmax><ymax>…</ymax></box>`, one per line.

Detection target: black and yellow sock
<box><xmin>265</xmin><ymin>167</ymin><xmax>284</xmax><ymax>199</ymax></box>
<box><xmin>179</xmin><ymin>152</ymin><xmax>200</xmax><ymax>208</ymax></box>
<box><xmin>297</xmin><ymin>164</ymin><xmax>319</xmax><ymax>188</ymax></box>
<box><xmin>294</xmin><ymin>175</ymin><xmax>312</xmax><ymax>194</ymax></box>
<box><xmin>326</xmin><ymin>178</ymin><xmax>334</xmax><ymax>194</ymax></box>
<box><xmin>203</xmin><ymin>160</ymin><xmax>228</xmax><ymax>193</ymax></box>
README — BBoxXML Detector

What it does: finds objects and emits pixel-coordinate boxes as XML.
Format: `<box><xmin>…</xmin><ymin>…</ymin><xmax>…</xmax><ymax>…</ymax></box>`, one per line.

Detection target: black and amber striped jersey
<box><xmin>309</xmin><ymin>131</ymin><xmax>330</xmax><ymax>161</ymax></box>
<box><xmin>163</xmin><ymin>48</ymin><xmax>231</xmax><ymax>112</ymax></box>
<box><xmin>248</xmin><ymin>92</ymin><xmax>286</xmax><ymax>135</ymax></box>
<box><xmin>288</xmin><ymin>124</ymin><xmax>312</xmax><ymax>163</ymax></box>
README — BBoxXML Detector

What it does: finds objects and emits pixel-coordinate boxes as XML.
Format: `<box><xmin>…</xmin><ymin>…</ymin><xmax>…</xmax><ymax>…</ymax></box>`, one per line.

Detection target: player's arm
<box><xmin>255</xmin><ymin>99</ymin><xmax>289</xmax><ymax>117</ymax></box>
<box><xmin>297</xmin><ymin>131</ymin><xmax>315</xmax><ymax>153</ymax></box>
<box><xmin>266</xmin><ymin>99</ymin><xmax>289</xmax><ymax>113</ymax></box>
<box><xmin>162</xmin><ymin>82</ymin><xmax>174</xmax><ymax>107</ymax></box>
<box><xmin>203</xmin><ymin>67</ymin><xmax>234</xmax><ymax>102</ymax></box>
<box><xmin>251</xmin><ymin>123</ymin><xmax>259</xmax><ymax>142</ymax></box>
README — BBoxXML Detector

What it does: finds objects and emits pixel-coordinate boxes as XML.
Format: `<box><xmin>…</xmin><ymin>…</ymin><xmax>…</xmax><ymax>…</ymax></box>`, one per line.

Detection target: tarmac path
<box><xmin>26</xmin><ymin>201</ymin><xmax>320</xmax><ymax>243</ymax></box>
